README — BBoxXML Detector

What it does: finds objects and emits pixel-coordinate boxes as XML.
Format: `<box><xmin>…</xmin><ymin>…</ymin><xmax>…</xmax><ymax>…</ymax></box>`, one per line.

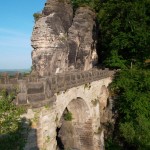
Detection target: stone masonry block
<box><xmin>76</xmin><ymin>73</ymin><xmax>82</xmax><ymax>86</ymax></box>
<box><xmin>51</xmin><ymin>84</ymin><xmax>58</xmax><ymax>94</ymax></box>
<box><xmin>9</xmin><ymin>78</ymin><xmax>18</xmax><ymax>84</ymax></box>
<box><xmin>52</xmin><ymin>76</ymin><xmax>57</xmax><ymax>85</ymax></box>
<box><xmin>28</xmin><ymin>93</ymin><xmax>45</xmax><ymax>103</ymax></box>
<box><xmin>0</xmin><ymin>78</ymin><xmax>5</xmax><ymax>84</ymax></box>
<box><xmin>18</xmin><ymin>80</ymin><xmax>27</xmax><ymax>93</ymax></box>
<box><xmin>31</xmin><ymin>97</ymin><xmax>56</xmax><ymax>108</ymax></box>
<box><xmin>57</xmin><ymin>75</ymin><xmax>65</xmax><ymax>88</ymax></box>
<box><xmin>77</xmin><ymin>73</ymin><xmax>81</xmax><ymax>80</ymax></box>
<box><xmin>27</xmin><ymin>82</ymin><xmax>44</xmax><ymax>94</ymax></box>
<box><xmin>71</xmin><ymin>74</ymin><xmax>76</xmax><ymax>85</ymax></box>
<box><xmin>45</xmin><ymin>78</ymin><xmax>53</xmax><ymax>98</ymax></box>
<box><xmin>17</xmin><ymin>93</ymin><xmax>27</xmax><ymax>105</ymax></box>
<box><xmin>80</xmin><ymin>72</ymin><xmax>86</xmax><ymax>84</ymax></box>
<box><xmin>92</xmin><ymin>69</ymin><xmax>98</xmax><ymax>80</ymax></box>
<box><xmin>84</xmin><ymin>71</ymin><xmax>90</xmax><ymax>83</ymax></box>
<box><xmin>88</xmin><ymin>70</ymin><xmax>93</xmax><ymax>81</ymax></box>
<box><xmin>65</xmin><ymin>75</ymin><xmax>71</xmax><ymax>89</ymax></box>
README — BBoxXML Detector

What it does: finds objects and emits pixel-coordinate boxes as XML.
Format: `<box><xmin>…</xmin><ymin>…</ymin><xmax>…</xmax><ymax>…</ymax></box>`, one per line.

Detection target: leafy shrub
<box><xmin>33</xmin><ymin>12</ymin><xmax>42</xmax><ymax>22</ymax></box>
<box><xmin>0</xmin><ymin>90</ymin><xmax>27</xmax><ymax>150</ymax></box>
<box><xmin>64</xmin><ymin>111</ymin><xmax>73</xmax><ymax>121</ymax></box>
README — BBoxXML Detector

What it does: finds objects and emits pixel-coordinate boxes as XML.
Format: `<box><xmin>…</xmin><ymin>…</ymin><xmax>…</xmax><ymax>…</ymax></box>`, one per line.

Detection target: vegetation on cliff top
<box><xmin>33</xmin><ymin>12</ymin><xmax>42</xmax><ymax>22</ymax></box>
<box><xmin>71</xmin><ymin>0</ymin><xmax>100</xmax><ymax>10</ymax></box>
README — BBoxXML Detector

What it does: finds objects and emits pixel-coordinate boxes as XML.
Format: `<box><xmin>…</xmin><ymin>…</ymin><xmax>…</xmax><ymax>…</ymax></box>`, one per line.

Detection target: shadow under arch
<box><xmin>56</xmin><ymin>97</ymin><xmax>94</xmax><ymax>150</ymax></box>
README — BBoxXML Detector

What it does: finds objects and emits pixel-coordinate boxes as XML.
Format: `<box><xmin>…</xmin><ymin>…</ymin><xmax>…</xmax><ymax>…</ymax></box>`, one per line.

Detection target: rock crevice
<box><xmin>68</xmin><ymin>7</ymin><xmax>97</xmax><ymax>71</ymax></box>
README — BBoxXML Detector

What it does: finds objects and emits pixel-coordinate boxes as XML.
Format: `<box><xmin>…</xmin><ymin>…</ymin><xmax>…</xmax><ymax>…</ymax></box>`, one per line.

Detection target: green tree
<box><xmin>98</xmin><ymin>0</ymin><xmax>150</xmax><ymax>69</ymax></box>
<box><xmin>0</xmin><ymin>90</ymin><xmax>26</xmax><ymax>150</ymax></box>
<box><xmin>110</xmin><ymin>69</ymin><xmax>150</xmax><ymax>149</ymax></box>
<box><xmin>0</xmin><ymin>90</ymin><xmax>22</xmax><ymax>134</ymax></box>
<box><xmin>98</xmin><ymin>1</ymin><xmax>150</xmax><ymax>149</ymax></box>
<box><xmin>71</xmin><ymin>0</ymin><xmax>100</xmax><ymax>11</ymax></box>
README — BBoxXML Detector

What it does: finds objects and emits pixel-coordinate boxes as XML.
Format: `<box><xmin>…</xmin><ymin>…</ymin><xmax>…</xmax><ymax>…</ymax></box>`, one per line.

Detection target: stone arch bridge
<box><xmin>0</xmin><ymin>68</ymin><xmax>115</xmax><ymax>150</ymax></box>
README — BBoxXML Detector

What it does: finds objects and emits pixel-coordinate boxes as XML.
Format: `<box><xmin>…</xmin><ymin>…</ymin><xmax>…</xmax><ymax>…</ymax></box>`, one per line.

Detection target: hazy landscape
<box><xmin>0</xmin><ymin>69</ymin><xmax>30</xmax><ymax>75</ymax></box>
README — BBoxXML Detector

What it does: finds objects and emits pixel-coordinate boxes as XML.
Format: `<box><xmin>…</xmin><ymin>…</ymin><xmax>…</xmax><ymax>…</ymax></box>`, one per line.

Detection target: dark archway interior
<box><xmin>56</xmin><ymin>98</ymin><xmax>93</xmax><ymax>150</ymax></box>
<box><xmin>56</xmin><ymin>127</ymin><xmax>64</xmax><ymax>150</ymax></box>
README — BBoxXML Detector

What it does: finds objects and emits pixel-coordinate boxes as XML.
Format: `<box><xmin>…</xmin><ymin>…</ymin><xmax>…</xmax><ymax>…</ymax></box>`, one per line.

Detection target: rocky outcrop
<box><xmin>43</xmin><ymin>0</ymin><xmax>73</xmax><ymax>32</ymax></box>
<box><xmin>31</xmin><ymin>0</ymin><xmax>73</xmax><ymax>76</ymax></box>
<box><xmin>68</xmin><ymin>7</ymin><xmax>97</xmax><ymax>71</ymax></box>
<box><xmin>31</xmin><ymin>0</ymin><xmax>98</xmax><ymax>77</ymax></box>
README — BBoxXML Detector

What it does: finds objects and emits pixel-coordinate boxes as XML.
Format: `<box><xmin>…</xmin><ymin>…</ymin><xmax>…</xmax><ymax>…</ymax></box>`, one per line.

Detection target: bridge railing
<box><xmin>0</xmin><ymin>68</ymin><xmax>116</xmax><ymax>108</ymax></box>
<box><xmin>43</xmin><ymin>68</ymin><xmax>114</xmax><ymax>95</ymax></box>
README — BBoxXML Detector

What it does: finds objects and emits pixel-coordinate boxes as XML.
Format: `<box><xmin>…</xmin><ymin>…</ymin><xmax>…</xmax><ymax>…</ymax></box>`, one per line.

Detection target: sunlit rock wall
<box><xmin>31</xmin><ymin>0</ymin><xmax>73</xmax><ymax>76</ymax></box>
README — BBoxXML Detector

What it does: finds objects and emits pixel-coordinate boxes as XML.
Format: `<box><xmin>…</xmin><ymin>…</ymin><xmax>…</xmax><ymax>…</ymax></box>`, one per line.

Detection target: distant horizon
<box><xmin>0</xmin><ymin>68</ymin><xmax>30</xmax><ymax>70</ymax></box>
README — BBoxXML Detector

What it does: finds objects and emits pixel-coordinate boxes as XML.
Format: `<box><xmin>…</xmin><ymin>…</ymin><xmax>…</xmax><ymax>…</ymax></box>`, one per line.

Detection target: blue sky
<box><xmin>0</xmin><ymin>0</ymin><xmax>46</xmax><ymax>69</ymax></box>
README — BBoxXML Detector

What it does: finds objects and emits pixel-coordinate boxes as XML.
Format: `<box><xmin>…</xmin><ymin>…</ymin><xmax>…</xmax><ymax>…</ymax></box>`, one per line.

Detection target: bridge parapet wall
<box><xmin>0</xmin><ymin>68</ymin><xmax>115</xmax><ymax>108</ymax></box>
<box><xmin>44</xmin><ymin>68</ymin><xmax>114</xmax><ymax>95</ymax></box>
<box><xmin>0</xmin><ymin>73</ymin><xmax>40</xmax><ymax>92</ymax></box>
<box><xmin>0</xmin><ymin>75</ymin><xmax>40</xmax><ymax>84</ymax></box>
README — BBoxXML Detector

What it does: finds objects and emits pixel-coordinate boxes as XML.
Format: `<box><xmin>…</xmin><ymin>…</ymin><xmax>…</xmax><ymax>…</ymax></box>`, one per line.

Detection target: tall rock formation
<box><xmin>31</xmin><ymin>0</ymin><xmax>73</xmax><ymax>76</ymax></box>
<box><xmin>68</xmin><ymin>7</ymin><xmax>97</xmax><ymax>71</ymax></box>
<box><xmin>31</xmin><ymin>0</ymin><xmax>98</xmax><ymax>77</ymax></box>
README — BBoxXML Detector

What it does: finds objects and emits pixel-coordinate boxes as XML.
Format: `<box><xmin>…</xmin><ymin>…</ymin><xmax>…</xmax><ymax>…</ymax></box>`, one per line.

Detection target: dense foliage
<box><xmin>97</xmin><ymin>1</ymin><xmax>150</xmax><ymax>149</ymax></box>
<box><xmin>71</xmin><ymin>0</ymin><xmax>100</xmax><ymax>11</ymax></box>
<box><xmin>71</xmin><ymin>0</ymin><xmax>150</xmax><ymax>149</ymax></box>
<box><xmin>0</xmin><ymin>90</ymin><xmax>26</xmax><ymax>150</ymax></box>
<box><xmin>110</xmin><ymin>69</ymin><xmax>150</xmax><ymax>149</ymax></box>
<box><xmin>98</xmin><ymin>0</ymin><xmax>150</xmax><ymax>69</ymax></box>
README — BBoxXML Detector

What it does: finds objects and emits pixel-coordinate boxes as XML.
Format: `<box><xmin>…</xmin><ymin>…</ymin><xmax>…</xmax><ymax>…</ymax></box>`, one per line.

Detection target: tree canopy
<box><xmin>98</xmin><ymin>0</ymin><xmax>150</xmax><ymax>69</ymax></box>
<box><xmin>110</xmin><ymin>69</ymin><xmax>150</xmax><ymax>149</ymax></box>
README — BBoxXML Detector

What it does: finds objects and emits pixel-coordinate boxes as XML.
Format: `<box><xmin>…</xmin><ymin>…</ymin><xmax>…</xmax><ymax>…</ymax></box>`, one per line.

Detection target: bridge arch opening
<box><xmin>56</xmin><ymin>97</ymin><xmax>94</xmax><ymax>150</ymax></box>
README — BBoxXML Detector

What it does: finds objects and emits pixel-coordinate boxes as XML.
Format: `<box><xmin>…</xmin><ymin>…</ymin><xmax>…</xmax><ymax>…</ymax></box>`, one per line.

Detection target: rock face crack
<box><xmin>31</xmin><ymin>0</ymin><xmax>98</xmax><ymax>77</ymax></box>
<box><xmin>68</xmin><ymin>7</ymin><xmax>97</xmax><ymax>71</ymax></box>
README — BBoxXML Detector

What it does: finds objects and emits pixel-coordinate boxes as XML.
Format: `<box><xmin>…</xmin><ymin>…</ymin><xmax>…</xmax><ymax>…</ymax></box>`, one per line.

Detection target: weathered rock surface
<box><xmin>68</xmin><ymin>7</ymin><xmax>97</xmax><ymax>71</ymax></box>
<box><xmin>31</xmin><ymin>0</ymin><xmax>98</xmax><ymax>77</ymax></box>
<box><xmin>99</xmin><ymin>85</ymin><xmax>115</xmax><ymax>140</ymax></box>
<box><xmin>43</xmin><ymin>0</ymin><xmax>73</xmax><ymax>32</ymax></box>
<box><xmin>31</xmin><ymin>0</ymin><xmax>73</xmax><ymax>76</ymax></box>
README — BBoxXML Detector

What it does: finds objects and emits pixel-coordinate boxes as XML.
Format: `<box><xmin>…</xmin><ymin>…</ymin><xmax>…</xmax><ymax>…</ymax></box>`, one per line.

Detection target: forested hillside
<box><xmin>71</xmin><ymin>0</ymin><xmax>150</xmax><ymax>149</ymax></box>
